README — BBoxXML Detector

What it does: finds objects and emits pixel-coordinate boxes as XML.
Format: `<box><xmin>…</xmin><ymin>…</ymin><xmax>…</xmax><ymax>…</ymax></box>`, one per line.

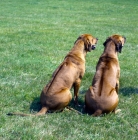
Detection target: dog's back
<box><xmin>85</xmin><ymin>34</ymin><xmax>126</xmax><ymax>116</ymax></box>
<box><xmin>92</xmin><ymin>54</ymin><xmax>119</xmax><ymax>96</ymax></box>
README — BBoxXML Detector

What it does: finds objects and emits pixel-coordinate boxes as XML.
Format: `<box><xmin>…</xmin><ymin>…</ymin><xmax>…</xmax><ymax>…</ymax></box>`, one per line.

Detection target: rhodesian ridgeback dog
<box><xmin>8</xmin><ymin>34</ymin><xmax>98</xmax><ymax>116</ymax></box>
<box><xmin>85</xmin><ymin>34</ymin><xmax>126</xmax><ymax>116</ymax></box>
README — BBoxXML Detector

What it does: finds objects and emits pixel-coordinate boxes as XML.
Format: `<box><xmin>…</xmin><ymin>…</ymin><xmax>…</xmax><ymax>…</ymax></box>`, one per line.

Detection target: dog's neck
<box><xmin>103</xmin><ymin>41</ymin><xmax>118</xmax><ymax>58</ymax></box>
<box><xmin>69</xmin><ymin>40</ymin><xmax>87</xmax><ymax>61</ymax></box>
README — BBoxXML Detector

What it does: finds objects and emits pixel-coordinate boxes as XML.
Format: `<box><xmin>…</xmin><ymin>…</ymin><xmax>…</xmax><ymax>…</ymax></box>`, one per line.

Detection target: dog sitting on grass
<box><xmin>85</xmin><ymin>34</ymin><xmax>126</xmax><ymax>116</ymax></box>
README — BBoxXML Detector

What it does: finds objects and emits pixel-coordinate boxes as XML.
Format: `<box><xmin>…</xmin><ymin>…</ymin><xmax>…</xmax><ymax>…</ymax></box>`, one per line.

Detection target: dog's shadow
<box><xmin>68</xmin><ymin>90</ymin><xmax>87</xmax><ymax>114</ymax></box>
<box><xmin>29</xmin><ymin>97</ymin><xmax>41</xmax><ymax>113</ymax></box>
<box><xmin>119</xmin><ymin>87</ymin><xmax>138</xmax><ymax>96</ymax></box>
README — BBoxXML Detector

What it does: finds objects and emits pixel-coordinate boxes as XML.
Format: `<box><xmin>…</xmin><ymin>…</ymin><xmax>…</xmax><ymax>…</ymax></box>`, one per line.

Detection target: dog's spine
<box><xmin>45</xmin><ymin>61</ymin><xmax>66</xmax><ymax>94</ymax></box>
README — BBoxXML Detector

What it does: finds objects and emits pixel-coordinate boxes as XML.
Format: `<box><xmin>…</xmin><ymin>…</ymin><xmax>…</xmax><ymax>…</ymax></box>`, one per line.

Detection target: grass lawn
<box><xmin>0</xmin><ymin>0</ymin><xmax>138</xmax><ymax>139</ymax></box>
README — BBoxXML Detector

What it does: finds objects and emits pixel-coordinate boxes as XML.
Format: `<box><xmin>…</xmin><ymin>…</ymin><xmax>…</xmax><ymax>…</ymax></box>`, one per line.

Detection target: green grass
<box><xmin>0</xmin><ymin>0</ymin><xmax>138</xmax><ymax>139</ymax></box>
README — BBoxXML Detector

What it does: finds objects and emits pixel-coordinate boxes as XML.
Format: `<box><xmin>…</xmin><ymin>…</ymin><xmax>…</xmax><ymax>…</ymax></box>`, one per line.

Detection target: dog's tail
<box><xmin>7</xmin><ymin>107</ymin><xmax>48</xmax><ymax>117</ymax></box>
<box><xmin>7</xmin><ymin>112</ymin><xmax>35</xmax><ymax>117</ymax></box>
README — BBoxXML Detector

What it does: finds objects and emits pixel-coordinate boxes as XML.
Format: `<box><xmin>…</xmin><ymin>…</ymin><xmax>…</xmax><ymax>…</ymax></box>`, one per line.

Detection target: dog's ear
<box><xmin>116</xmin><ymin>41</ymin><xmax>123</xmax><ymax>53</ymax></box>
<box><xmin>116</xmin><ymin>36</ymin><xmax>126</xmax><ymax>53</ymax></box>
<box><xmin>74</xmin><ymin>36</ymin><xmax>81</xmax><ymax>44</ymax></box>
<box><xmin>103</xmin><ymin>37</ymin><xmax>111</xmax><ymax>47</ymax></box>
<box><xmin>84</xmin><ymin>38</ymin><xmax>92</xmax><ymax>52</ymax></box>
<box><xmin>75</xmin><ymin>35</ymin><xmax>92</xmax><ymax>51</ymax></box>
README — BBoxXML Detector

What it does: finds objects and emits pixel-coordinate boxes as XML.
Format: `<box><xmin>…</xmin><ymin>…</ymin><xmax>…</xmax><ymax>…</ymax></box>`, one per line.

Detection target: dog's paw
<box><xmin>115</xmin><ymin>109</ymin><xmax>121</xmax><ymax>114</ymax></box>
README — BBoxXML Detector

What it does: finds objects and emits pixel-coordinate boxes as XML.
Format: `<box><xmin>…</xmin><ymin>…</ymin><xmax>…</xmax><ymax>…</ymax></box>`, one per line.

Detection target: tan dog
<box><xmin>85</xmin><ymin>34</ymin><xmax>126</xmax><ymax>116</ymax></box>
<box><xmin>8</xmin><ymin>34</ymin><xmax>98</xmax><ymax>116</ymax></box>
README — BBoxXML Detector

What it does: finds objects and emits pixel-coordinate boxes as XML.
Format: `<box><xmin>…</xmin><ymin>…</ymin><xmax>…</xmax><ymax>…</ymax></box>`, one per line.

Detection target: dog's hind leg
<box><xmin>92</xmin><ymin>109</ymin><xmax>102</xmax><ymax>117</ymax></box>
<box><xmin>35</xmin><ymin>106</ymin><xmax>48</xmax><ymax>116</ymax></box>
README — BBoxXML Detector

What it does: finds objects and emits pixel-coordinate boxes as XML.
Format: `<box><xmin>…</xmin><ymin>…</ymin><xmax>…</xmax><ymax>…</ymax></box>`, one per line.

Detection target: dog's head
<box><xmin>103</xmin><ymin>34</ymin><xmax>126</xmax><ymax>53</ymax></box>
<box><xmin>75</xmin><ymin>34</ymin><xmax>98</xmax><ymax>52</ymax></box>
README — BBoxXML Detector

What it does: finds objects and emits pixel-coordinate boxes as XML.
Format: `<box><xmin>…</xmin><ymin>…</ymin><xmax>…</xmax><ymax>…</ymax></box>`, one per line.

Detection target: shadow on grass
<box><xmin>68</xmin><ymin>99</ymin><xmax>85</xmax><ymax>114</ymax></box>
<box><xmin>29</xmin><ymin>97</ymin><xmax>41</xmax><ymax>112</ymax></box>
<box><xmin>68</xmin><ymin>90</ymin><xmax>87</xmax><ymax>114</ymax></box>
<box><xmin>120</xmin><ymin>87</ymin><xmax>138</xmax><ymax>96</ymax></box>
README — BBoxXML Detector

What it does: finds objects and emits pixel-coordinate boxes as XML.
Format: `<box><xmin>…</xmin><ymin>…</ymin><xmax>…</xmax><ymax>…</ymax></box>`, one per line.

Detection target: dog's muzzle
<box><xmin>92</xmin><ymin>45</ymin><xmax>96</xmax><ymax>50</ymax></box>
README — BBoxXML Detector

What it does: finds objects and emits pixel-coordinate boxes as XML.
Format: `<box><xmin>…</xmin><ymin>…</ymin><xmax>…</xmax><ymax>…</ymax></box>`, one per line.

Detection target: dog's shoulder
<box><xmin>99</xmin><ymin>54</ymin><xmax>118</xmax><ymax>66</ymax></box>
